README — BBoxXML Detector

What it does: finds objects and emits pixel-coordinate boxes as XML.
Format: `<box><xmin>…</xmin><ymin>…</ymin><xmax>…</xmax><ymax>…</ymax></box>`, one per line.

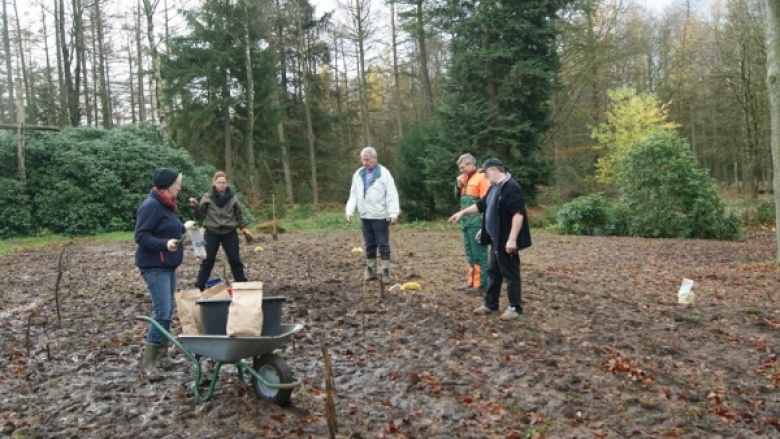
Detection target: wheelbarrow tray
<box><xmin>178</xmin><ymin>323</ymin><xmax>302</xmax><ymax>362</ymax></box>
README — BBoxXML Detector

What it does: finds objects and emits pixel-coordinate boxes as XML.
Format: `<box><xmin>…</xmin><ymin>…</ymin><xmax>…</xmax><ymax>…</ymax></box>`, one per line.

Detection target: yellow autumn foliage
<box><xmin>591</xmin><ymin>87</ymin><xmax>679</xmax><ymax>184</ymax></box>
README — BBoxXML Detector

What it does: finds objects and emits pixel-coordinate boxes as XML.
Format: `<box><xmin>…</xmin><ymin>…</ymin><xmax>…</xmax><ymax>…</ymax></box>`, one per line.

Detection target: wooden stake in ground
<box><xmin>54</xmin><ymin>247</ymin><xmax>67</xmax><ymax>324</ymax></box>
<box><xmin>272</xmin><ymin>194</ymin><xmax>278</xmax><ymax>241</ymax></box>
<box><xmin>320</xmin><ymin>341</ymin><xmax>338</xmax><ymax>439</ymax></box>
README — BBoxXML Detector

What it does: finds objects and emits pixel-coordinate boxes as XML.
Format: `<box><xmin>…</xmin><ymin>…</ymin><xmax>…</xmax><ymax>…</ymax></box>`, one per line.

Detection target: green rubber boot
<box><xmin>142</xmin><ymin>343</ymin><xmax>164</xmax><ymax>382</ymax></box>
<box><xmin>381</xmin><ymin>259</ymin><xmax>391</xmax><ymax>284</ymax></box>
<box><xmin>364</xmin><ymin>259</ymin><xmax>377</xmax><ymax>281</ymax></box>
<box><xmin>156</xmin><ymin>339</ymin><xmax>186</xmax><ymax>369</ymax></box>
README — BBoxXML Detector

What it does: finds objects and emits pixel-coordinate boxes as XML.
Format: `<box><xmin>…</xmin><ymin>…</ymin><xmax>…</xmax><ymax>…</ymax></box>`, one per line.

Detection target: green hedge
<box><xmin>0</xmin><ymin>124</ymin><xmax>236</xmax><ymax>238</ymax></box>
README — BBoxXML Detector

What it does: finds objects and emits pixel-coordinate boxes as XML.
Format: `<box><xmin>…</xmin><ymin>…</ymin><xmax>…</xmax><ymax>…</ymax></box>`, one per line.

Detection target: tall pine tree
<box><xmin>161</xmin><ymin>0</ymin><xmax>276</xmax><ymax>190</ymax></box>
<box><xmin>439</xmin><ymin>0</ymin><xmax>571</xmax><ymax>201</ymax></box>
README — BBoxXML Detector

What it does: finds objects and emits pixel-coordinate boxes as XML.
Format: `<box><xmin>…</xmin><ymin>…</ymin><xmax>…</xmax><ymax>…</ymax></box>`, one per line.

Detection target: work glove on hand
<box><xmin>184</xmin><ymin>220</ymin><xmax>197</xmax><ymax>230</ymax></box>
<box><xmin>241</xmin><ymin>227</ymin><xmax>254</xmax><ymax>243</ymax></box>
<box><xmin>166</xmin><ymin>239</ymin><xmax>180</xmax><ymax>251</ymax></box>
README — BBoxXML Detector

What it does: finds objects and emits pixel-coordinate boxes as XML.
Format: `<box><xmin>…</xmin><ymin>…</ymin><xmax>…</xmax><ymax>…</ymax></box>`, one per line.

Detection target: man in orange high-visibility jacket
<box><xmin>454</xmin><ymin>154</ymin><xmax>490</xmax><ymax>293</ymax></box>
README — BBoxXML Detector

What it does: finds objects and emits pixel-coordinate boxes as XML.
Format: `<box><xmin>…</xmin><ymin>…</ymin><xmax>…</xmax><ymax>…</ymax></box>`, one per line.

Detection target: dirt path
<box><xmin>1</xmin><ymin>230</ymin><xmax>778</xmax><ymax>438</ymax></box>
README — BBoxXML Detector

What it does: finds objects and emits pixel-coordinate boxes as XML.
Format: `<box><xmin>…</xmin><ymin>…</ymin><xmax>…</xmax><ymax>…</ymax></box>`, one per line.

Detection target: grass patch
<box><xmin>0</xmin><ymin>231</ymin><xmax>133</xmax><ymax>255</ymax></box>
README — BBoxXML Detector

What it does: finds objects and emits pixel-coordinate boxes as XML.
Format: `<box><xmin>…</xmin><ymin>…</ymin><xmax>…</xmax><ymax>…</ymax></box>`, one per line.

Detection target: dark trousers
<box><xmin>483</xmin><ymin>248</ymin><xmax>522</xmax><ymax>312</ymax></box>
<box><xmin>196</xmin><ymin>230</ymin><xmax>246</xmax><ymax>290</ymax></box>
<box><xmin>361</xmin><ymin>218</ymin><xmax>390</xmax><ymax>260</ymax></box>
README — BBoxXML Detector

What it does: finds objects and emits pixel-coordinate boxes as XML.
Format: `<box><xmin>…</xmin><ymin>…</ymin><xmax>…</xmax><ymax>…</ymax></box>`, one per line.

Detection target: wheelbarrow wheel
<box><xmin>252</xmin><ymin>353</ymin><xmax>293</xmax><ymax>406</ymax></box>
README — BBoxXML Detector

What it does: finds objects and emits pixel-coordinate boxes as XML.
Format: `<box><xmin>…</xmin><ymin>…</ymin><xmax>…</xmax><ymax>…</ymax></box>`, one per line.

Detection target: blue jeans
<box><xmin>140</xmin><ymin>268</ymin><xmax>177</xmax><ymax>345</ymax></box>
<box><xmin>361</xmin><ymin>218</ymin><xmax>390</xmax><ymax>260</ymax></box>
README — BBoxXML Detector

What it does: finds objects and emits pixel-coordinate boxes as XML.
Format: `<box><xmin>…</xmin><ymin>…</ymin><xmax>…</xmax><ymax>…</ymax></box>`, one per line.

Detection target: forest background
<box><xmin>0</xmin><ymin>0</ymin><xmax>777</xmax><ymax>239</ymax></box>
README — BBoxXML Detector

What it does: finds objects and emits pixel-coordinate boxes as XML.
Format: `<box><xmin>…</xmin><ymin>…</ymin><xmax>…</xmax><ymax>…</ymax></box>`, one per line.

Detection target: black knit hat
<box><xmin>153</xmin><ymin>167</ymin><xmax>180</xmax><ymax>189</ymax></box>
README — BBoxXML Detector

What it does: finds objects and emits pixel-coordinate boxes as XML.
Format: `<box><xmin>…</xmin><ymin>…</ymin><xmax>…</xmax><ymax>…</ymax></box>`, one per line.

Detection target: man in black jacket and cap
<box><xmin>449</xmin><ymin>158</ymin><xmax>531</xmax><ymax>320</ymax></box>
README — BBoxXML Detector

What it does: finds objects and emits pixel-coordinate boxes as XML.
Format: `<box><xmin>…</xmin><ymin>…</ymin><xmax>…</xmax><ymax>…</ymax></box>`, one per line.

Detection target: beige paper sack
<box><xmin>202</xmin><ymin>282</ymin><xmax>230</xmax><ymax>300</ymax></box>
<box><xmin>226</xmin><ymin>282</ymin><xmax>264</xmax><ymax>337</ymax></box>
<box><xmin>175</xmin><ymin>289</ymin><xmax>204</xmax><ymax>334</ymax></box>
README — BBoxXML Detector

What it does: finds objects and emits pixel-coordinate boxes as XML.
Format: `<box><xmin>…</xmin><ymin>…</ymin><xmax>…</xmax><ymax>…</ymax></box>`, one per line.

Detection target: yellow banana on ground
<box><xmin>401</xmin><ymin>281</ymin><xmax>422</xmax><ymax>291</ymax></box>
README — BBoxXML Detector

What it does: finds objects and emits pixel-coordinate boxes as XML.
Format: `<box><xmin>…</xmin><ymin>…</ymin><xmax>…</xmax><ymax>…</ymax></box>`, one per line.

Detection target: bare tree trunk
<box><xmin>390</xmin><ymin>3</ymin><xmax>403</xmax><ymax>139</ymax></box>
<box><xmin>340</xmin><ymin>36</ymin><xmax>354</xmax><ymax>151</ymax></box>
<box><xmin>71</xmin><ymin>0</ymin><xmax>89</xmax><ymax>126</ymax></box>
<box><xmin>87</xmin><ymin>18</ymin><xmax>96</xmax><ymax>126</ymax></box>
<box><xmin>94</xmin><ymin>0</ymin><xmax>111</xmax><ymax>128</ymax></box>
<box><xmin>128</xmin><ymin>34</ymin><xmax>137</xmax><ymax>124</ymax></box>
<box><xmin>297</xmin><ymin>0</ymin><xmax>318</xmax><ymax>206</ymax></box>
<box><xmin>42</xmin><ymin>3</ymin><xmax>56</xmax><ymax>126</ymax></box>
<box><xmin>163</xmin><ymin>0</ymin><xmax>172</xmax><ymax>128</ymax></box>
<box><xmin>135</xmin><ymin>3</ymin><xmax>146</xmax><ymax>121</ymax></box>
<box><xmin>12</xmin><ymin>0</ymin><xmax>31</xmax><ymax>110</ymax></box>
<box><xmin>414</xmin><ymin>0</ymin><xmax>433</xmax><ymax>118</ymax></box>
<box><xmin>221</xmin><ymin>75</ymin><xmax>233</xmax><ymax>177</ymax></box>
<box><xmin>352</xmin><ymin>0</ymin><xmax>372</xmax><ymax>148</ymax></box>
<box><xmin>3</xmin><ymin>0</ymin><xmax>16</xmax><ymax>121</ymax></box>
<box><xmin>147</xmin><ymin>69</ymin><xmax>155</xmax><ymax>122</ymax></box>
<box><xmin>142</xmin><ymin>0</ymin><xmax>170</xmax><ymax>144</ymax></box>
<box><xmin>54</xmin><ymin>0</ymin><xmax>67</xmax><ymax>125</ymax></box>
<box><xmin>762</xmin><ymin>0</ymin><xmax>780</xmax><ymax>259</ymax></box>
<box><xmin>274</xmin><ymin>91</ymin><xmax>293</xmax><ymax>203</ymax></box>
<box><xmin>242</xmin><ymin>0</ymin><xmax>258</xmax><ymax>196</ymax></box>
<box><xmin>15</xmin><ymin>76</ymin><xmax>25</xmax><ymax>181</ymax></box>
<box><xmin>273</xmin><ymin>0</ymin><xmax>293</xmax><ymax>203</ymax></box>
<box><xmin>333</xmin><ymin>27</ymin><xmax>347</xmax><ymax>150</ymax></box>
<box><xmin>60</xmin><ymin>0</ymin><xmax>82</xmax><ymax>126</ymax></box>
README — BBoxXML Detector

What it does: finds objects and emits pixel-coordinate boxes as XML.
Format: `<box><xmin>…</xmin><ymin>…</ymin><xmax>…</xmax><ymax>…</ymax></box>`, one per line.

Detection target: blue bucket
<box><xmin>205</xmin><ymin>277</ymin><xmax>223</xmax><ymax>289</ymax></box>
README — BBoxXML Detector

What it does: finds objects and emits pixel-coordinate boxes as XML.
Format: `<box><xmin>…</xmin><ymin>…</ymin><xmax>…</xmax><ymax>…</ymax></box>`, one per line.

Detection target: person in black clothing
<box><xmin>188</xmin><ymin>171</ymin><xmax>253</xmax><ymax>291</ymax></box>
<box><xmin>448</xmin><ymin>158</ymin><xmax>531</xmax><ymax>320</ymax></box>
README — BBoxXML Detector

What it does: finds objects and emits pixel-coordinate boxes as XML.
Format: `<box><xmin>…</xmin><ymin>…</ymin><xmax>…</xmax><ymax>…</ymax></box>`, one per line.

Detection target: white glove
<box><xmin>184</xmin><ymin>220</ymin><xmax>197</xmax><ymax>230</ymax></box>
<box><xmin>167</xmin><ymin>239</ymin><xmax>180</xmax><ymax>251</ymax></box>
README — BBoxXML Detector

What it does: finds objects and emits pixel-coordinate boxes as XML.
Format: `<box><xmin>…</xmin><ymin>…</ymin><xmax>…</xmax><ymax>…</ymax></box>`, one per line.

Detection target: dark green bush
<box><xmin>557</xmin><ymin>193</ymin><xmax>614</xmax><ymax>235</ymax></box>
<box><xmin>617</xmin><ymin>131</ymin><xmax>743</xmax><ymax>240</ymax></box>
<box><xmin>0</xmin><ymin>124</ymin><xmax>222</xmax><ymax>237</ymax></box>
<box><xmin>0</xmin><ymin>178</ymin><xmax>33</xmax><ymax>238</ymax></box>
<box><xmin>756</xmin><ymin>201</ymin><xmax>776</xmax><ymax>226</ymax></box>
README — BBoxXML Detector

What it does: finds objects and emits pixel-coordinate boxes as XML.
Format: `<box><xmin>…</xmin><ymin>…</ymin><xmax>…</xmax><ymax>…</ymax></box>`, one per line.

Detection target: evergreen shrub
<box><xmin>556</xmin><ymin>193</ymin><xmax>615</xmax><ymax>236</ymax></box>
<box><xmin>618</xmin><ymin>131</ymin><xmax>743</xmax><ymax>240</ymax></box>
<box><xmin>0</xmin><ymin>124</ymin><xmax>216</xmax><ymax>237</ymax></box>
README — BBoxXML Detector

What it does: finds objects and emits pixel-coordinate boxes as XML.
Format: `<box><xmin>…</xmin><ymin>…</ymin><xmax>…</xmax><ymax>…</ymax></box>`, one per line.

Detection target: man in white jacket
<box><xmin>346</xmin><ymin>146</ymin><xmax>401</xmax><ymax>284</ymax></box>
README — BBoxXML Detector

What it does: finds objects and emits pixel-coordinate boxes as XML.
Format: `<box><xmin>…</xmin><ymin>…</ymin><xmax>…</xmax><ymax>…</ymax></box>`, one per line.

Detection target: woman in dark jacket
<box><xmin>134</xmin><ymin>167</ymin><xmax>194</xmax><ymax>381</ymax></box>
<box><xmin>188</xmin><ymin>171</ymin><xmax>253</xmax><ymax>291</ymax></box>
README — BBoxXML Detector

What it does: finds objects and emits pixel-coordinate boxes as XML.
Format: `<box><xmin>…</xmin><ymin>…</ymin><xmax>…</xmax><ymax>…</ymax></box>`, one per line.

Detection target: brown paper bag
<box><xmin>175</xmin><ymin>289</ymin><xmax>204</xmax><ymax>334</ymax></box>
<box><xmin>202</xmin><ymin>282</ymin><xmax>230</xmax><ymax>300</ymax></box>
<box><xmin>226</xmin><ymin>282</ymin><xmax>264</xmax><ymax>337</ymax></box>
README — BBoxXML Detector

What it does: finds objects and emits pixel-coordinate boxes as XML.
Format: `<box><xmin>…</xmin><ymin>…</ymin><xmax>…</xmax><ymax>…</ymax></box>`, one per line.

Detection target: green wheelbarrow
<box><xmin>136</xmin><ymin>316</ymin><xmax>303</xmax><ymax>405</ymax></box>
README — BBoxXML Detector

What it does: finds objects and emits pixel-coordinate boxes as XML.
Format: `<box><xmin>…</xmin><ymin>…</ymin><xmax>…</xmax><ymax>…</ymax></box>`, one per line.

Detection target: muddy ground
<box><xmin>1</xmin><ymin>229</ymin><xmax>779</xmax><ymax>438</ymax></box>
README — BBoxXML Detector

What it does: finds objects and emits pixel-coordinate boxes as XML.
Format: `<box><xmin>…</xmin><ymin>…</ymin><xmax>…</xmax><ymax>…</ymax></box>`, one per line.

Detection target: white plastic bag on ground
<box><xmin>678</xmin><ymin>278</ymin><xmax>695</xmax><ymax>305</ymax></box>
